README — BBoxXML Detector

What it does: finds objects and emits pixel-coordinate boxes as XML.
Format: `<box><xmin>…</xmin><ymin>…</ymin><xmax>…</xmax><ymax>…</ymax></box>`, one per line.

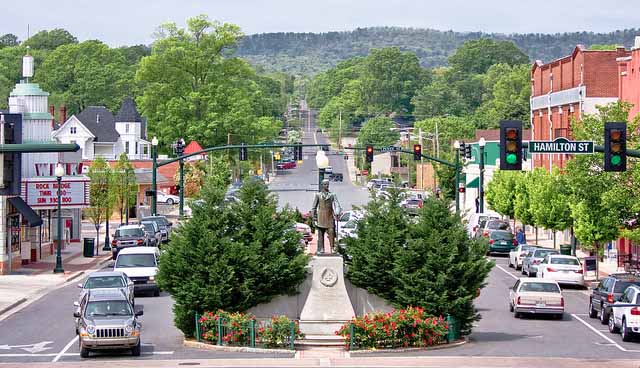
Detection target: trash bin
<box><xmin>560</xmin><ymin>244</ymin><xmax>572</xmax><ymax>255</ymax></box>
<box><xmin>83</xmin><ymin>238</ymin><xmax>95</xmax><ymax>258</ymax></box>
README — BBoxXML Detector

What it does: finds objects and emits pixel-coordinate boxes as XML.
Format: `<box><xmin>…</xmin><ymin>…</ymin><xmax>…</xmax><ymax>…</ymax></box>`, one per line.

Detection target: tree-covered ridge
<box><xmin>236</xmin><ymin>27</ymin><xmax>640</xmax><ymax>75</ymax></box>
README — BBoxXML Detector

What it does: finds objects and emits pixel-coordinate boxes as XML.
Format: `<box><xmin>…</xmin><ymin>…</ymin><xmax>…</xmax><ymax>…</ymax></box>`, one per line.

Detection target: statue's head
<box><xmin>321</xmin><ymin>179</ymin><xmax>330</xmax><ymax>192</ymax></box>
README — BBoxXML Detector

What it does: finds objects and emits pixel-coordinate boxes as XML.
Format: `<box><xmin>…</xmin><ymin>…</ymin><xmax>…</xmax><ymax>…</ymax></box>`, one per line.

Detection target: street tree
<box><xmin>113</xmin><ymin>153</ymin><xmax>137</xmax><ymax>224</ymax></box>
<box><xmin>513</xmin><ymin>170</ymin><xmax>537</xmax><ymax>237</ymax></box>
<box><xmin>157</xmin><ymin>177</ymin><xmax>308</xmax><ymax>336</ymax></box>
<box><xmin>23</xmin><ymin>28</ymin><xmax>78</xmax><ymax>50</ymax></box>
<box><xmin>0</xmin><ymin>34</ymin><xmax>19</xmax><ymax>48</ymax></box>
<box><xmin>85</xmin><ymin>157</ymin><xmax>114</xmax><ymax>254</ymax></box>
<box><xmin>485</xmin><ymin>170</ymin><xmax>518</xmax><ymax>223</ymax></box>
<box><xmin>528</xmin><ymin>168</ymin><xmax>572</xmax><ymax>249</ymax></box>
<box><xmin>356</xmin><ymin>116</ymin><xmax>399</xmax><ymax>148</ymax></box>
<box><xmin>447</xmin><ymin>38</ymin><xmax>529</xmax><ymax>75</ymax></box>
<box><xmin>414</xmin><ymin>115</ymin><xmax>475</xmax><ymax>154</ymax></box>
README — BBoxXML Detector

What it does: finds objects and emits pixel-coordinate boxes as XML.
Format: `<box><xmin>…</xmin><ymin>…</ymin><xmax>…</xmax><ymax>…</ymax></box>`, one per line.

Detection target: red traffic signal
<box><xmin>365</xmin><ymin>145</ymin><xmax>374</xmax><ymax>163</ymax></box>
<box><xmin>413</xmin><ymin>144</ymin><xmax>422</xmax><ymax>161</ymax></box>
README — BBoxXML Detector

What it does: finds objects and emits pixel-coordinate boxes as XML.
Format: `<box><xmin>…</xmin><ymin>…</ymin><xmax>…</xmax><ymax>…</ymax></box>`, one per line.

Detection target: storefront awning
<box><xmin>466</xmin><ymin>177</ymin><xmax>479</xmax><ymax>188</ymax></box>
<box><xmin>8</xmin><ymin>197</ymin><xmax>43</xmax><ymax>227</ymax></box>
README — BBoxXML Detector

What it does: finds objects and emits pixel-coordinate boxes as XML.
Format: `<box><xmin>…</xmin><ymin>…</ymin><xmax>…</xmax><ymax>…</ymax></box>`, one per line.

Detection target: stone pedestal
<box><xmin>299</xmin><ymin>255</ymin><xmax>355</xmax><ymax>335</ymax></box>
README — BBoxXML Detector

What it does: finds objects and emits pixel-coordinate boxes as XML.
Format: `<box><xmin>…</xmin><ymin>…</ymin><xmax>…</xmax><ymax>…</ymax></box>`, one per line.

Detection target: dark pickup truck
<box><xmin>111</xmin><ymin>225</ymin><xmax>147</xmax><ymax>260</ymax></box>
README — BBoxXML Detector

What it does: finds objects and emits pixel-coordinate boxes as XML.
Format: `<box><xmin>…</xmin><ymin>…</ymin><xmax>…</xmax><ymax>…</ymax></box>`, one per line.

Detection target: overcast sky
<box><xmin>3</xmin><ymin>0</ymin><xmax>640</xmax><ymax>46</ymax></box>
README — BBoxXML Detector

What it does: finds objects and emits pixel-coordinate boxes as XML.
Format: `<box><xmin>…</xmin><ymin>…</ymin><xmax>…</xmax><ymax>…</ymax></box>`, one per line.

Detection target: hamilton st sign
<box><xmin>528</xmin><ymin>137</ymin><xmax>594</xmax><ymax>154</ymax></box>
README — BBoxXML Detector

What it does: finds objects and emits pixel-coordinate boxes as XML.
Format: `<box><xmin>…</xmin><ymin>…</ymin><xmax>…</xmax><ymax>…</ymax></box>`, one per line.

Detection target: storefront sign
<box><xmin>528</xmin><ymin>138</ymin><xmax>594</xmax><ymax>154</ymax></box>
<box><xmin>24</xmin><ymin>180</ymin><xmax>89</xmax><ymax>207</ymax></box>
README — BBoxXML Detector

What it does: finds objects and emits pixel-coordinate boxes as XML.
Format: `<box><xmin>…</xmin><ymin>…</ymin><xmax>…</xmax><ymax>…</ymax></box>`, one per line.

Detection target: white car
<box><xmin>157</xmin><ymin>192</ymin><xmax>180</xmax><ymax>205</ymax></box>
<box><xmin>608</xmin><ymin>285</ymin><xmax>640</xmax><ymax>341</ymax></box>
<box><xmin>509</xmin><ymin>245</ymin><xmax>537</xmax><ymax>270</ymax></box>
<box><xmin>466</xmin><ymin>212</ymin><xmax>499</xmax><ymax>238</ymax></box>
<box><xmin>337</xmin><ymin>210</ymin><xmax>364</xmax><ymax>231</ymax></box>
<box><xmin>338</xmin><ymin>219</ymin><xmax>358</xmax><ymax>240</ymax></box>
<box><xmin>536</xmin><ymin>255</ymin><xmax>584</xmax><ymax>286</ymax></box>
<box><xmin>509</xmin><ymin>278</ymin><xmax>564</xmax><ymax>319</ymax></box>
<box><xmin>114</xmin><ymin>247</ymin><xmax>161</xmax><ymax>297</ymax></box>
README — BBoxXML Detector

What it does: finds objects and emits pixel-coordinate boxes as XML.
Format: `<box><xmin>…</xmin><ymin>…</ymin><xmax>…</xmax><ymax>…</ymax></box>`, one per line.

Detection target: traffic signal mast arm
<box><xmin>0</xmin><ymin>143</ymin><xmax>80</xmax><ymax>153</ymax></box>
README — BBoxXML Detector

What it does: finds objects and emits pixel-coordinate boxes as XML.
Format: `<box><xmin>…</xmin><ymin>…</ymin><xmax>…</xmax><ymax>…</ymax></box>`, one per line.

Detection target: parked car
<box><xmin>466</xmin><ymin>212</ymin><xmax>500</xmax><ymax>238</ymax></box>
<box><xmin>487</xmin><ymin>230</ymin><xmax>517</xmax><ymax>255</ymax></box>
<box><xmin>509</xmin><ymin>278</ymin><xmax>564</xmax><ymax>319</ymax></box>
<box><xmin>157</xmin><ymin>191</ymin><xmax>180</xmax><ymax>205</ymax></box>
<box><xmin>508</xmin><ymin>245</ymin><xmax>537</xmax><ymax>269</ymax></box>
<box><xmin>77</xmin><ymin>271</ymin><xmax>135</xmax><ymax>307</ymax></box>
<box><xmin>295</xmin><ymin>222</ymin><xmax>313</xmax><ymax>244</ymax></box>
<box><xmin>74</xmin><ymin>289</ymin><xmax>143</xmax><ymax>358</ymax></box>
<box><xmin>477</xmin><ymin>219</ymin><xmax>511</xmax><ymax>238</ymax></box>
<box><xmin>338</xmin><ymin>219</ymin><xmax>358</xmax><ymax>240</ymax></box>
<box><xmin>401</xmin><ymin>198</ymin><xmax>423</xmax><ymax>216</ymax></box>
<box><xmin>589</xmin><ymin>273</ymin><xmax>640</xmax><ymax>325</ymax></box>
<box><xmin>113</xmin><ymin>247</ymin><xmax>161</xmax><ymax>297</ymax></box>
<box><xmin>111</xmin><ymin>225</ymin><xmax>147</xmax><ymax>260</ymax></box>
<box><xmin>140</xmin><ymin>221</ymin><xmax>162</xmax><ymax>247</ymax></box>
<box><xmin>366</xmin><ymin>178</ymin><xmax>391</xmax><ymax>190</ymax></box>
<box><xmin>329</xmin><ymin>172</ymin><xmax>343</xmax><ymax>182</ymax></box>
<box><xmin>141</xmin><ymin>216</ymin><xmax>173</xmax><ymax>243</ymax></box>
<box><xmin>536</xmin><ymin>255</ymin><xmax>584</xmax><ymax>286</ymax></box>
<box><xmin>522</xmin><ymin>248</ymin><xmax>560</xmax><ymax>277</ymax></box>
<box><xmin>276</xmin><ymin>161</ymin><xmax>296</xmax><ymax>170</ymax></box>
<box><xmin>607</xmin><ymin>284</ymin><xmax>640</xmax><ymax>341</ymax></box>
<box><xmin>337</xmin><ymin>210</ymin><xmax>364</xmax><ymax>231</ymax></box>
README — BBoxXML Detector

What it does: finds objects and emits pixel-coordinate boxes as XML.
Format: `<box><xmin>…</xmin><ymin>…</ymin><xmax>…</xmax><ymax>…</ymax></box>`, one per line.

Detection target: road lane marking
<box><xmin>571</xmin><ymin>313</ymin><xmax>628</xmax><ymax>352</ymax></box>
<box><xmin>0</xmin><ymin>351</ymin><xmax>174</xmax><ymax>358</ymax></box>
<box><xmin>52</xmin><ymin>336</ymin><xmax>77</xmax><ymax>362</ymax></box>
<box><xmin>495</xmin><ymin>264</ymin><xmax>519</xmax><ymax>280</ymax></box>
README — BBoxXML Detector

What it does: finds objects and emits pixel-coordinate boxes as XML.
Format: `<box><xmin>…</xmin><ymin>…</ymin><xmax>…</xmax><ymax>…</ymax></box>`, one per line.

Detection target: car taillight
<box><xmin>516</xmin><ymin>296</ymin><xmax>520</xmax><ymax>305</ymax></box>
<box><xmin>631</xmin><ymin>307</ymin><xmax>640</xmax><ymax>316</ymax></box>
<box><xmin>418</xmin><ymin>202</ymin><xmax>422</xmax><ymax>208</ymax></box>
<box><xmin>512</xmin><ymin>239</ymin><xmax>518</xmax><ymax>245</ymax></box>
<box><xmin>489</xmin><ymin>239</ymin><xmax>494</xmax><ymax>244</ymax></box>
<box><xmin>575</xmin><ymin>269</ymin><xmax>583</xmax><ymax>274</ymax></box>
<box><xmin>473</xmin><ymin>226</ymin><xmax>478</xmax><ymax>232</ymax></box>
<box><xmin>533</xmin><ymin>260</ymin><xmax>540</xmax><ymax>265</ymax></box>
<box><xmin>546</xmin><ymin>267</ymin><xmax>556</xmax><ymax>272</ymax></box>
<box><xmin>560</xmin><ymin>297</ymin><xmax>565</xmax><ymax>307</ymax></box>
<box><xmin>111</xmin><ymin>240</ymin><xmax>117</xmax><ymax>246</ymax></box>
<box><xmin>483</xmin><ymin>231</ymin><xmax>489</xmax><ymax>237</ymax></box>
<box><xmin>607</xmin><ymin>294</ymin><xmax>614</xmax><ymax>303</ymax></box>
<box><xmin>137</xmin><ymin>239</ymin><xmax>144</xmax><ymax>245</ymax></box>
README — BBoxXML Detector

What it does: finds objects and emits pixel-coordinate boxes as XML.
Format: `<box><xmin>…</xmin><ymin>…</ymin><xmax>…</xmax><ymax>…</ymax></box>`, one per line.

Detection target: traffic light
<box><xmin>464</xmin><ymin>144</ymin><xmax>472</xmax><ymax>159</ymax></box>
<box><xmin>604</xmin><ymin>122</ymin><xmax>627</xmax><ymax>172</ymax></box>
<box><xmin>0</xmin><ymin>114</ymin><xmax>22</xmax><ymax>195</ymax></box>
<box><xmin>239</xmin><ymin>144</ymin><xmax>248</xmax><ymax>161</ymax></box>
<box><xmin>499</xmin><ymin>120</ymin><xmax>523</xmax><ymax>170</ymax></box>
<box><xmin>365</xmin><ymin>145</ymin><xmax>374</xmax><ymax>163</ymax></box>
<box><xmin>413</xmin><ymin>144</ymin><xmax>422</xmax><ymax>161</ymax></box>
<box><xmin>296</xmin><ymin>144</ymin><xmax>303</xmax><ymax>161</ymax></box>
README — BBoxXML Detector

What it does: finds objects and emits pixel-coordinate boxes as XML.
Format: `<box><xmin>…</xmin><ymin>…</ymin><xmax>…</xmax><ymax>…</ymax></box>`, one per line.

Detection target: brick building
<box><xmin>530</xmin><ymin>45</ymin><xmax>629</xmax><ymax>171</ymax></box>
<box><xmin>617</xmin><ymin>36</ymin><xmax>640</xmax><ymax>121</ymax></box>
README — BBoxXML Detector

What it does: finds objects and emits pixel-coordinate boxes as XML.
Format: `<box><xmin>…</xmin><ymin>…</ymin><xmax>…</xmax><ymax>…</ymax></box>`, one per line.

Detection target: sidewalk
<box><xmin>340</xmin><ymin>137</ymin><xmax>361</xmax><ymax>187</ymax></box>
<box><xmin>0</xmin><ymin>232</ymin><xmax>111</xmax><ymax>320</ymax></box>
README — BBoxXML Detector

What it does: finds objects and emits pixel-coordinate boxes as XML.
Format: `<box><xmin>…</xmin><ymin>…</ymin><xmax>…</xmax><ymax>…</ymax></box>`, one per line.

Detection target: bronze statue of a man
<box><xmin>312</xmin><ymin>179</ymin><xmax>342</xmax><ymax>254</ymax></box>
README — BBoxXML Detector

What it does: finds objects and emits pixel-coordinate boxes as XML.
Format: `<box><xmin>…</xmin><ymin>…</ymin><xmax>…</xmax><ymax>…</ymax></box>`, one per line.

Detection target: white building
<box><xmin>52</xmin><ymin>98</ymin><xmax>150</xmax><ymax>161</ymax></box>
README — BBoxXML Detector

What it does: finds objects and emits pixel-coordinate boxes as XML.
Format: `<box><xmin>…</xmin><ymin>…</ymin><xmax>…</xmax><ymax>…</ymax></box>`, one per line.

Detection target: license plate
<box><xmin>536</xmin><ymin>303</ymin><xmax>546</xmax><ymax>308</ymax></box>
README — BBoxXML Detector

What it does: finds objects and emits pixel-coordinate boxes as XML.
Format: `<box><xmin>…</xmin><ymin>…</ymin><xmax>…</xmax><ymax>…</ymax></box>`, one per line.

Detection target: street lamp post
<box><xmin>316</xmin><ymin>150</ymin><xmax>329</xmax><ymax>191</ymax></box>
<box><xmin>453</xmin><ymin>140</ymin><xmax>461</xmax><ymax>213</ymax></box>
<box><xmin>54</xmin><ymin>163</ymin><xmax>64</xmax><ymax>274</ymax></box>
<box><xmin>478</xmin><ymin>137</ymin><xmax>486</xmax><ymax>213</ymax></box>
<box><xmin>151</xmin><ymin>137</ymin><xmax>158</xmax><ymax>216</ymax></box>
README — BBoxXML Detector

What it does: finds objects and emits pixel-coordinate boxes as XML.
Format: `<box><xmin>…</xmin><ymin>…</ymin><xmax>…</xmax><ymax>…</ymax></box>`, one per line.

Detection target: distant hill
<box><xmin>235</xmin><ymin>27</ymin><xmax>640</xmax><ymax>75</ymax></box>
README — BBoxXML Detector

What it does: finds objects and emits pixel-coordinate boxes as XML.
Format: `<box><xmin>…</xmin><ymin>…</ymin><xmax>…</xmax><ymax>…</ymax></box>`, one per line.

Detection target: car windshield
<box><xmin>85</xmin><ymin>300</ymin><xmax>132</xmax><ymax>317</ymax></box>
<box><xmin>342</xmin><ymin>220</ymin><xmax>357</xmax><ymax>229</ymax></box>
<box><xmin>520</xmin><ymin>282</ymin><xmax>561</xmax><ymax>293</ymax></box>
<box><xmin>340</xmin><ymin>212</ymin><xmax>352</xmax><ymax>222</ymax></box>
<box><xmin>407</xmin><ymin>200</ymin><xmax>421</xmax><ymax>205</ymax></box>
<box><xmin>535</xmin><ymin>250</ymin><xmax>559</xmax><ymax>258</ymax></box>
<box><xmin>491</xmin><ymin>231</ymin><xmax>513</xmax><ymax>240</ymax></box>
<box><xmin>143</xmin><ymin>217</ymin><xmax>168</xmax><ymax>226</ymax></box>
<box><xmin>116</xmin><ymin>254</ymin><xmax>156</xmax><ymax>268</ymax></box>
<box><xmin>141</xmin><ymin>223</ymin><xmax>155</xmax><ymax>232</ymax></box>
<box><xmin>520</xmin><ymin>246</ymin><xmax>535</xmax><ymax>252</ymax></box>
<box><xmin>550</xmin><ymin>257</ymin><xmax>580</xmax><ymax>265</ymax></box>
<box><xmin>487</xmin><ymin>221</ymin><xmax>510</xmax><ymax>230</ymax></box>
<box><xmin>116</xmin><ymin>228</ymin><xmax>144</xmax><ymax>237</ymax></box>
<box><xmin>84</xmin><ymin>276</ymin><xmax>125</xmax><ymax>289</ymax></box>
<box><xmin>614</xmin><ymin>281</ymin><xmax>640</xmax><ymax>293</ymax></box>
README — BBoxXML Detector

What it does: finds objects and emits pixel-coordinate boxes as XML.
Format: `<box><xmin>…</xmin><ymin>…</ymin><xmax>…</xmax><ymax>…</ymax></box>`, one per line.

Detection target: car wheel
<box><xmin>608</xmin><ymin>313</ymin><xmax>619</xmax><ymax>333</ymax></box>
<box><xmin>555</xmin><ymin>313</ymin><xmax>563</xmax><ymax>320</ymax></box>
<box><xmin>588</xmin><ymin>299</ymin><xmax>598</xmax><ymax>319</ymax></box>
<box><xmin>622</xmin><ymin>318</ymin><xmax>632</xmax><ymax>342</ymax></box>
<box><xmin>521</xmin><ymin>266</ymin><xmax>527</xmax><ymax>275</ymax></box>
<box><xmin>600</xmin><ymin>306</ymin><xmax>609</xmax><ymax>325</ymax></box>
<box><xmin>167</xmin><ymin>198</ymin><xmax>174</xmax><ymax>205</ymax></box>
<box><xmin>508</xmin><ymin>258</ymin><xmax>513</xmax><ymax>268</ymax></box>
<box><xmin>509</xmin><ymin>303</ymin><xmax>514</xmax><ymax>312</ymax></box>
<box><xmin>131</xmin><ymin>340</ymin><xmax>141</xmax><ymax>357</ymax></box>
<box><xmin>80</xmin><ymin>346</ymin><xmax>90</xmax><ymax>358</ymax></box>
<box><xmin>514</xmin><ymin>311</ymin><xmax>521</xmax><ymax>319</ymax></box>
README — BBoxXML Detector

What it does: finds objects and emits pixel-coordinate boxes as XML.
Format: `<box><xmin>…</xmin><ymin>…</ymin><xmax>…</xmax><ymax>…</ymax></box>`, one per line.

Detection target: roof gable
<box><xmin>115</xmin><ymin>97</ymin><xmax>143</xmax><ymax>123</ymax></box>
<box><xmin>75</xmin><ymin>106</ymin><xmax>120</xmax><ymax>142</ymax></box>
<box><xmin>184</xmin><ymin>141</ymin><xmax>204</xmax><ymax>155</ymax></box>
<box><xmin>53</xmin><ymin>115</ymin><xmax>95</xmax><ymax>139</ymax></box>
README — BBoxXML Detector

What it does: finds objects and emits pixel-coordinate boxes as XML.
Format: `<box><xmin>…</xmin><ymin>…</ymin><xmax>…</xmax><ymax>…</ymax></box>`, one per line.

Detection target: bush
<box><xmin>158</xmin><ymin>177</ymin><xmax>309</xmax><ymax>336</ymax></box>
<box><xmin>336</xmin><ymin>307</ymin><xmax>448</xmax><ymax>350</ymax></box>
<box><xmin>344</xmin><ymin>195</ymin><xmax>493</xmax><ymax>334</ymax></box>
<box><xmin>258</xmin><ymin>315</ymin><xmax>304</xmax><ymax>348</ymax></box>
<box><xmin>199</xmin><ymin>310</ymin><xmax>256</xmax><ymax>345</ymax></box>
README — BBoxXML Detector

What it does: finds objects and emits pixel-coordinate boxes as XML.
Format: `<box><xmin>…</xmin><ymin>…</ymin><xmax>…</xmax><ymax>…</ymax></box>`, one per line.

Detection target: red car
<box><xmin>276</xmin><ymin>161</ymin><xmax>296</xmax><ymax>170</ymax></box>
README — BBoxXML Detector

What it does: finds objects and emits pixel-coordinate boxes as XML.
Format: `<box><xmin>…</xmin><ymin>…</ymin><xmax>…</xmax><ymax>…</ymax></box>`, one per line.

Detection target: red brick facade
<box><xmin>530</xmin><ymin>46</ymin><xmax>629</xmax><ymax>171</ymax></box>
<box><xmin>618</xmin><ymin>38</ymin><xmax>640</xmax><ymax>121</ymax></box>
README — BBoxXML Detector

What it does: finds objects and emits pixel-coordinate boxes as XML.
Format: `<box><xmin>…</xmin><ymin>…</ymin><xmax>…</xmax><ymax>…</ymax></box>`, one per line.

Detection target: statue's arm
<box><xmin>333</xmin><ymin>193</ymin><xmax>342</xmax><ymax>216</ymax></box>
<box><xmin>311</xmin><ymin>193</ymin><xmax>319</xmax><ymax>218</ymax></box>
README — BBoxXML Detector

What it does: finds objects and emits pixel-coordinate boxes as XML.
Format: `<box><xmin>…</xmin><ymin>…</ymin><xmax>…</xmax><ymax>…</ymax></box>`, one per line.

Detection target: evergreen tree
<box><xmin>394</xmin><ymin>197</ymin><xmax>493</xmax><ymax>333</ymax></box>
<box><xmin>157</xmin><ymin>177</ymin><xmax>308</xmax><ymax>336</ymax></box>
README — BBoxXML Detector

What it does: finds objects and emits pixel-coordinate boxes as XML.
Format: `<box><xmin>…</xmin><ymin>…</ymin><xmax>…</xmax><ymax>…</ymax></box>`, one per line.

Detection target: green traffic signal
<box><xmin>611</xmin><ymin>155</ymin><xmax>622</xmax><ymax>166</ymax></box>
<box><xmin>506</xmin><ymin>153</ymin><xmax>517</xmax><ymax>165</ymax></box>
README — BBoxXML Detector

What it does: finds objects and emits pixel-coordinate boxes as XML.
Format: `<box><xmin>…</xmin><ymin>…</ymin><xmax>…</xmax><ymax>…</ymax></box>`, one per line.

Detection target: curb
<box><xmin>0</xmin><ymin>298</ymin><xmax>26</xmax><ymax>317</ymax></box>
<box><xmin>184</xmin><ymin>339</ymin><xmax>296</xmax><ymax>355</ymax></box>
<box><xmin>347</xmin><ymin>337</ymin><xmax>468</xmax><ymax>356</ymax></box>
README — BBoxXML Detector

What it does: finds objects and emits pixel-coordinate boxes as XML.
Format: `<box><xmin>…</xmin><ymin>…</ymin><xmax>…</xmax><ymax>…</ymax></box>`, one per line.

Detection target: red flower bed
<box><xmin>335</xmin><ymin>306</ymin><xmax>448</xmax><ymax>350</ymax></box>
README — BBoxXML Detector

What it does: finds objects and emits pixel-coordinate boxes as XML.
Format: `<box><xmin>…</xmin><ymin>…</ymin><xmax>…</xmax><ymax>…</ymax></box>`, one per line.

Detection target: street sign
<box><xmin>528</xmin><ymin>137</ymin><xmax>594</xmax><ymax>154</ymax></box>
<box><xmin>380</xmin><ymin>146</ymin><xmax>401</xmax><ymax>152</ymax></box>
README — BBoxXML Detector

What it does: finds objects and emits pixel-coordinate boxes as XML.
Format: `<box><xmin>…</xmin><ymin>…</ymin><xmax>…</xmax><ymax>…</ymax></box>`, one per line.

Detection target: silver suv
<box><xmin>74</xmin><ymin>289</ymin><xmax>143</xmax><ymax>358</ymax></box>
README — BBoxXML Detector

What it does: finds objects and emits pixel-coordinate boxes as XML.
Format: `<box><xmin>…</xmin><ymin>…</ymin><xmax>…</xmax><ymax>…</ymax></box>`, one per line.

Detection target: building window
<box><xmin>125</xmin><ymin>141</ymin><xmax>130</xmax><ymax>154</ymax></box>
<box><xmin>135</xmin><ymin>143</ymin><xmax>138</xmax><ymax>155</ymax></box>
<box><xmin>70</xmin><ymin>127</ymin><xmax>77</xmax><ymax>134</ymax></box>
<box><xmin>126</xmin><ymin>124</ymin><xmax>130</xmax><ymax>133</ymax></box>
<box><xmin>143</xmin><ymin>145</ymin><xmax>148</xmax><ymax>156</ymax></box>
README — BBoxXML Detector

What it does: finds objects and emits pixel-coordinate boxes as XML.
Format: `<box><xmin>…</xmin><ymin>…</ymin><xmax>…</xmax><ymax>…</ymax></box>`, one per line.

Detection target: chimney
<box><xmin>60</xmin><ymin>106</ymin><xmax>67</xmax><ymax>124</ymax></box>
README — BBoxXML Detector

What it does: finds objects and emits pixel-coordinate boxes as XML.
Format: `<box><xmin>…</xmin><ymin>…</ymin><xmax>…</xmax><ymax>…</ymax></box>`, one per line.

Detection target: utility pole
<box><xmin>418</xmin><ymin>128</ymin><xmax>423</xmax><ymax>189</ymax></box>
<box><xmin>338</xmin><ymin>110</ymin><xmax>342</xmax><ymax>150</ymax></box>
<box><xmin>435</xmin><ymin>119</ymin><xmax>440</xmax><ymax>159</ymax></box>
